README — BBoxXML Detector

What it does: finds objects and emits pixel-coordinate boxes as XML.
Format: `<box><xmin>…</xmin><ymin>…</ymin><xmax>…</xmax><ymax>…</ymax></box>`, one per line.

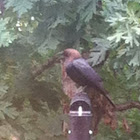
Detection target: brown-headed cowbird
<box><xmin>62</xmin><ymin>48</ymin><xmax>115</xmax><ymax>108</ymax></box>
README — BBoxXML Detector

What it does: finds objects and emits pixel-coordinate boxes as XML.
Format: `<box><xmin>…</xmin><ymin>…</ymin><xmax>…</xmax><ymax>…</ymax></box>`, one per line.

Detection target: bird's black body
<box><xmin>66</xmin><ymin>58</ymin><xmax>102</xmax><ymax>87</ymax></box>
<box><xmin>66</xmin><ymin>58</ymin><xmax>115</xmax><ymax>107</ymax></box>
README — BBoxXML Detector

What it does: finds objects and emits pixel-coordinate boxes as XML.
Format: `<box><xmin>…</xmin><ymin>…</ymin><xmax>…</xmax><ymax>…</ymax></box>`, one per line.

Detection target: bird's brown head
<box><xmin>63</xmin><ymin>48</ymin><xmax>81</xmax><ymax>61</ymax></box>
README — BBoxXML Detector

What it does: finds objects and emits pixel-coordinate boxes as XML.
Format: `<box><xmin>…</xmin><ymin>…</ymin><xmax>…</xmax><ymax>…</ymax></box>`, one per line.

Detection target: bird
<box><xmin>62</xmin><ymin>48</ymin><xmax>115</xmax><ymax>108</ymax></box>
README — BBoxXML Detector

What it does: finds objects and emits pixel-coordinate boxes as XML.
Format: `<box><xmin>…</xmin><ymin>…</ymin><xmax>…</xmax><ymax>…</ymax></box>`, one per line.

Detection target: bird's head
<box><xmin>63</xmin><ymin>48</ymin><xmax>81</xmax><ymax>61</ymax></box>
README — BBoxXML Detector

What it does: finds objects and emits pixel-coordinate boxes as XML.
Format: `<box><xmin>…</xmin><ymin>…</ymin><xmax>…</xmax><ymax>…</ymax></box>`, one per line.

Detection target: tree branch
<box><xmin>115</xmin><ymin>101</ymin><xmax>140</xmax><ymax>111</ymax></box>
<box><xmin>31</xmin><ymin>54</ymin><xmax>61</xmax><ymax>79</ymax></box>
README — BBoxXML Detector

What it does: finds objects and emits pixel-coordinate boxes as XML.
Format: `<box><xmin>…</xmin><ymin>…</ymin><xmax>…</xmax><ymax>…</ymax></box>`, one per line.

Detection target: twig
<box><xmin>31</xmin><ymin>53</ymin><xmax>62</xmax><ymax>79</ymax></box>
<box><xmin>115</xmin><ymin>101</ymin><xmax>140</xmax><ymax>111</ymax></box>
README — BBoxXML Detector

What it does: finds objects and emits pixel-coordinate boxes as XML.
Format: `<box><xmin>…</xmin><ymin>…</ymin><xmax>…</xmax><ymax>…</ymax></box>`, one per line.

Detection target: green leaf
<box><xmin>117</xmin><ymin>48</ymin><xmax>127</xmax><ymax>58</ymax></box>
<box><xmin>0</xmin><ymin>83</ymin><xmax>9</xmax><ymax>99</ymax></box>
<box><xmin>0</xmin><ymin>18</ymin><xmax>17</xmax><ymax>47</ymax></box>
<box><xmin>3</xmin><ymin>107</ymin><xmax>19</xmax><ymax>119</ymax></box>
<box><xmin>0</xmin><ymin>102</ymin><xmax>18</xmax><ymax>119</ymax></box>
<box><xmin>48</xmin><ymin>17</ymin><xmax>69</xmax><ymax>29</ymax></box>
<box><xmin>107</xmin><ymin>32</ymin><xmax>125</xmax><ymax>43</ymax></box>
<box><xmin>38</xmin><ymin>37</ymin><xmax>60</xmax><ymax>55</ymax></box>
<box><xmin>88</xmin><ymin>38</ymin><xmax>110</xmax><ymax>66</ymax></box>
<box><xmin>5</xmin><ymin>0</ymin><xmax>39</xmax><ymax>17</ymax></box>
<box><xmin>129</xmin><ymin>51</ymin><xmax>140</xmax><ymax>66</ymax></box>
<box><xmin>76</xmin><ymin>0</ymin><xmax>97</xmax><ymax>30</ymax></box>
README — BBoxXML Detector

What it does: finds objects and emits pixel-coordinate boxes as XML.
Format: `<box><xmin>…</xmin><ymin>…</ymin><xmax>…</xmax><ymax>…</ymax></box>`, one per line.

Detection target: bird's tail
<box><xmin>86</xmin><ymin>86</ymin><xmax>116</xmax><ymax>108</ymax></box>
<box><xmin>99</xmin><ymin>88</ymin><xmax>116</xmax><ymax>108</ymax></box>
<box><xmin>103</xmin><ymin>92</ymin><xmax>116</xmax><ymax>108</ymax></box>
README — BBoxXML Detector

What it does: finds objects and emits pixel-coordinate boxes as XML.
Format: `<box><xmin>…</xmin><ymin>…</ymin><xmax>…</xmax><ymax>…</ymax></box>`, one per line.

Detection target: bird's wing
<box><xmin>67</xmin><ymin>58</ymin><xmax>115</xmax><ymax>108</ymax></box>
<box><xmin>72</xmin><ymin>58</ymin><xmax>103</xmax><ymax>87</ymax></box>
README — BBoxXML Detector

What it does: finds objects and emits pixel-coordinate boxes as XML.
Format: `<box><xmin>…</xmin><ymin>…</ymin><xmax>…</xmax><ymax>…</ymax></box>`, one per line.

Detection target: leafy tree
<box><xmin>0</xmin><ymin>0</ymin><xmax>140</xmax><ymax>140</ymax></box>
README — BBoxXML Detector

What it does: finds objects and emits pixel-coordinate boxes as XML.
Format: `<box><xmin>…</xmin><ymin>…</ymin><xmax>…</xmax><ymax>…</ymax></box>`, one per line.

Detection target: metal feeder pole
<box><xmin>68</xmin><ymin>92</ymin><xmax>93</xmax><ymax>140</ymax></box>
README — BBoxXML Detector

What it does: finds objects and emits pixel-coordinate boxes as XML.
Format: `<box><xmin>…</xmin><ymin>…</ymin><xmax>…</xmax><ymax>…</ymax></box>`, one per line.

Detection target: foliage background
<box><xmin>0</xmin><ymin>0</ymin><xmax>140</xmax><ymax>139</ymax></box>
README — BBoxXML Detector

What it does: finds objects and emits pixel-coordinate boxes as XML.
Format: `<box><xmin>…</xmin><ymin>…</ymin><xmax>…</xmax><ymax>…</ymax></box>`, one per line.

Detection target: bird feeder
<box><xmin>68</xmin><ymin>92</ymin><xmax>93</xmax><ymax>140</ymax></box>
